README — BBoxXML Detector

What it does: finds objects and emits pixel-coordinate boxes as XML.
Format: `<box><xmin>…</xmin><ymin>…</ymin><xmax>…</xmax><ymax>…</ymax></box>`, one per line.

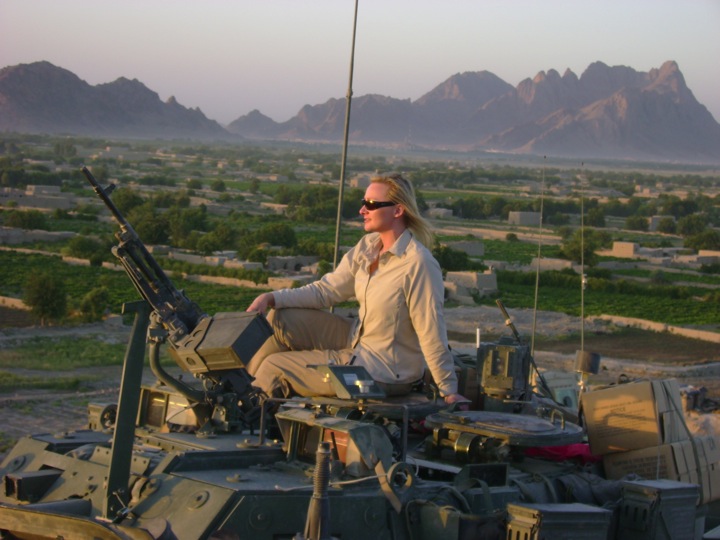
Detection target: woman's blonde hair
<box><xmin>371</xmin><ymin>173</ymin><xmax>434</xmax><ymax>248</ymax></box>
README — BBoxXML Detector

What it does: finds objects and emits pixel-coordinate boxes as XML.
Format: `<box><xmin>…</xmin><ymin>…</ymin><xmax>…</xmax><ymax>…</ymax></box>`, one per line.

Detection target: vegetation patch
<box><xmin>486</xmin><ymin>270</ymin><xmax>720</xmax><ymax>327</ymax></box>
<box><xmin>0</xmin><ymin>251</ymin><xmax>269</xmax><ymax>322</ymax></box>
<box><xmin>0</xmin><ymin>370</ymin><xmax>85</xmax><ymax>392</ymax></box>
<box><xmin>0</xmin><ymin>336</ymin><xmax>128</xmax><ymax>370</ymax></box>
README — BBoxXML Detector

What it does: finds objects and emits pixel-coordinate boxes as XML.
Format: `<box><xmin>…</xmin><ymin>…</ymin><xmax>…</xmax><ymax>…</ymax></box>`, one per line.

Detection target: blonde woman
<box><xmin>247</xmin><ymin>173</ymin><xmax>468</xmax><ymax>406</ymax></box>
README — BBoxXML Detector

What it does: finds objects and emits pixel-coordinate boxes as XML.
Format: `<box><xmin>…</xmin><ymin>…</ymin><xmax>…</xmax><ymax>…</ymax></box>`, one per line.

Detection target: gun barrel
<box><xmin>495</xmin><ymin>299</ymin><xmax>522</xmax><ymax>343</ymax></box>
<box><xmin>81</xmin><ymin>165</ymin><xmax>205</xmax><ymax>338</ymax></box>
<box><xmin>81</xmin><ymin>167</ymin><xmax>133</xmax><ymax>233</ymax></box>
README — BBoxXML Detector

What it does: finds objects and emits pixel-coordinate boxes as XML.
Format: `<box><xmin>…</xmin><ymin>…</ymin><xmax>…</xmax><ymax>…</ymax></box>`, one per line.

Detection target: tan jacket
<box><xmin>273</xmin><ymin>230</ymin><xmax>458</xmax><ymax>396</ymax></box>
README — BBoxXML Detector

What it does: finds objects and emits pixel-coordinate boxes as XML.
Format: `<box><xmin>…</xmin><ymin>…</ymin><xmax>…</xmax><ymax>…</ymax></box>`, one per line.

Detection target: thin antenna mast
<box><xmin>574</xmin><ymin>162</ymin><xmax>601</xmax><ymax>393</ymax></box>
<box><xmin>579</xmin><ymin>162</ymin><xmax>585</xmax><ymax>352</ymax></box>
<box><xmin>530</xmin><ymin>156</ymin><xmax>546</xmax><ymax>355</ymax></box>
<box><xmin>332</xmin><ymin>0</ymin><xmax>360</xmax><ymax>271</ymax></box>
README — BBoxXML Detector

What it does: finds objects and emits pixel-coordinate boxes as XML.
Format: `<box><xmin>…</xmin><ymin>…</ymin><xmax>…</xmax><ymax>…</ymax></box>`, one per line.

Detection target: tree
<box><xmin>5</xmin><ymin>209</ymin><xmax>48</xmax><ymax>230</ymax></box>
<box><xmin>209</xmin><ymin>222</ymin><xmax>238</xmax><ymax>249</ymax></box>
<box><xmin>685</xmin><ymin>230</ymin><xmax>720</xmax><ymax>251</ymax></box>
<box><xmin>79</xmin><ymin>286</ymin><xmax>111</xmax><ymax>322</ymax></box>
<box><xmin>547</xmin><ymin>212</ymin><xmax>570</xmax><ymax>226</ymax></box>
<box><xmin>316</xmin><ymin>260</ymin><xmax>333</xmax><ymax>278</ymax></box>
<box><xmin>432</xmin><ymin>245</ymin><xmax>482</xmax><ymax>272</ymax></box>
<box><xmin>255</xmin><ymin>222</ymin><xmax>297</xmax><ymax>248</ymax></box>
<box><xmin>113</xmin><ymin>188</ymin><xmax>145</xmax><ymax>214</ymax></box>
<box><xmin>677</xmin><ymin>214</ymin><xmax>709</xmax><ymax>237</ymax></box>
<box><xmin>23</xmin><ymin>271</ymin><xmax>68</xmax><ymax>325</ymax></box>
<box><xmin>295</xmin><ymin>238</ymin><xmax>336</xmax><ymax>261</ymax></box>
<box><xmin>88</xmin><ymin>164</ymin><xmax>109</xmax><ymax>183</ymax></box>
<box><xmin>625</xmin><ymin>215</ymin><xmax>648</xmax><ymax>232</ymax></box>
<box><xmin>415</xmin><ymin>190</ymin><xmax>429</xmax><ymax>212</ymax></box>
<box><xmin>210</xmin><ymin>179</ymin><xmax>226</xmax><ymax>192</ymax></box>
<box><xmin>660</xmin><ymin>196</ymin><xmax>698</xmax><ymax>219</ymax></box>
<box><xmin>451</xmin><ymin>196</ymin><xmax>486</xmax><ymax>219</ymax></box>
<box><xmin>63</xmin><ymin>235</ymin><xmax>104</xmax><ymax>260</ymax></box>
<box><xmin>585</xmin><ymin>207</ymin><xmax>606</xmax><ymax>228</ymax></box>
<box><xmin>656</xmin><ymin>217</ymin><xmax>677</xmax><ymax>234</ymax></box>
<box><xmin>560</xmin><ymin>229</ymin><xmax>610</xmax><ymax>267</ymax></box>
<box><xmin>196</xmin><ymin>223</ymin><xmax>238</xmax><ymax>255</ymax></box>
<box><xmin>127</xmin><ymin>204</ymin><xmax>169</xmax><ymax>245</ymax></box>
<box><xmin>247</xmin><ymin>247</ymin><xmax>268</xmax><ymax>264</ymax></box>
<box><xmin>165</xmin><ymin>205</ymin><xmax>208</xmax><ymax>246</ymax></box>
<box><xmin>484</xmin><ymin>196</ymin><xmax>508</xmax><ymax>218</ymax></box>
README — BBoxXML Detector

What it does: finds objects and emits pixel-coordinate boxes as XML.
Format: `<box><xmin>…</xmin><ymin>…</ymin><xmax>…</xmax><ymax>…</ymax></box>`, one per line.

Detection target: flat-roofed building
<box><xmin>508</xmin><ymin>211</ymin><xmax>541</xmax><ymax>226</ymax></box>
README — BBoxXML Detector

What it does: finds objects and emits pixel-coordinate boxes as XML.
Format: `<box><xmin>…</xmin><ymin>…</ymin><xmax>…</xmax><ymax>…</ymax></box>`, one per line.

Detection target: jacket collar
<box><xmin>387</xmin><ymin>228</ymin><xmax>412</xmax><ymax>257</ymax></box>
<box><xmin>362</xmin><ymin>229</ymin><xmax>413</xmax><ymax>264</ymax></box>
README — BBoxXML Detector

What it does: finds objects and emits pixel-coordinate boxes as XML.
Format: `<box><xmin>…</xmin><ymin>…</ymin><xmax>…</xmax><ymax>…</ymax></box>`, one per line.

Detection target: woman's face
<box><xmin>360</xmin><ymin>182</ymin><xmax>398</xmax><ymax>234</ymax></box>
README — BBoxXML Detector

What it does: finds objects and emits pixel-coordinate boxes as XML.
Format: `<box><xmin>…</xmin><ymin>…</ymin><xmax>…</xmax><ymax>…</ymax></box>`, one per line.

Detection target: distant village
<box><xmin>2</xmin><ymin>144</ymin><xmax>718</xmax><ymax>310</ymax></box>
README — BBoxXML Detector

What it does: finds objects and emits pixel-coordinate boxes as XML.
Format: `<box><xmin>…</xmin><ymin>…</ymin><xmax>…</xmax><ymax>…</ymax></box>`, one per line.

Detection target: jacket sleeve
<box><xmin>405</xmin><ymin>253</ymin><xmax>458</xmax><ymax>396</ymax></box>
<box><xmin>273</xmin><ymin>245</ymin><xmax>358</xmax><ymax>309</ymax></box>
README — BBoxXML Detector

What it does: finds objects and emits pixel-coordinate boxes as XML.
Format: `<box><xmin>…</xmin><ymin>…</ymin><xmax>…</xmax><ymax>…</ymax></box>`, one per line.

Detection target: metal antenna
<box><xmin>530</xmin><ymin>156</ymin><xmax>546</xmax><ymax>355</ymax></box>
<box><xmin>332</xmin><ymin>0</ymin><xmax>360</xmax><ymax>272</ymax></box>
<box><xmin>496</xmin><ymin>299</ymin><xmax>522</xmax><ymax>344</ymax></box>
<box><xmin>579</xmin><ymin>162</ymin><xmax>585</xmax><ymax>353</ymax></box>
<box><xmin>497</xmin><ymin>298</ymin><xmax>553</xmax><ymax>398</ymax></box>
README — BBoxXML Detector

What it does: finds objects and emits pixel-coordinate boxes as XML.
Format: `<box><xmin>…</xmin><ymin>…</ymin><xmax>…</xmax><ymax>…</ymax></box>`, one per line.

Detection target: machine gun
<box><xmin>82</xmin><ymin>166</ymin><xmax>273</xmax><ymax>433</ymax></box>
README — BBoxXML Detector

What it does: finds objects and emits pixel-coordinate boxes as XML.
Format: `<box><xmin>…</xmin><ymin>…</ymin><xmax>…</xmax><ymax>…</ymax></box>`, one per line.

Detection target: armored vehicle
<box><xmin>0</xmin><ymin>168</ymin><xmax>717</xmax><ymax>539</ymax></box>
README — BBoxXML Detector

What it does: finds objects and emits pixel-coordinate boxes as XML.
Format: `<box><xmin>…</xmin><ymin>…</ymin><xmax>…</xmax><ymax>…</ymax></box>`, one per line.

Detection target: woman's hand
<box><xmin>443</xmin><ymin>393</ymin><xmax>471</xmax><ymax>410</ymax></box>
<box><xmin>246</xmin><ymin>292</ymin><xmax>276</xmax><ymax>314</ymax></box>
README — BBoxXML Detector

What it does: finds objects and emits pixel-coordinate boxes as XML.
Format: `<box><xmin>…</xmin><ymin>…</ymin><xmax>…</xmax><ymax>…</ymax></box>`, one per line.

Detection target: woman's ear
<box><xmin>394</xmin><ymin>205</ymin><xmax>405</xmax><ymax>218</ymax></box>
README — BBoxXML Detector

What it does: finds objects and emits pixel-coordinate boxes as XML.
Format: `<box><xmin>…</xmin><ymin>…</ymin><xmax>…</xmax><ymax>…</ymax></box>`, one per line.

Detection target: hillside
<box><xmin>229</xmin><ymin>61</ymin><xmax>720</xmax><ymax>163</ymax></box>
<box><xmin>1</xmin><ymin>60</ymin><xmax>719</xmax><ymax>163</ymax></box>
<box><xmin>0</xmin><ymin>62</ymin><xmax>230</xmax><ymax>140</ymax></box>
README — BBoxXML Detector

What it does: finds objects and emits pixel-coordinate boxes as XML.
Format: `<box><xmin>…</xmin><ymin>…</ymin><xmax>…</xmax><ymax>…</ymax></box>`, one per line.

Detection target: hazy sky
<box><xmin>2</xmin><ymin>0</ymin><xmax>719</xmax><ymax>126</ymax></box>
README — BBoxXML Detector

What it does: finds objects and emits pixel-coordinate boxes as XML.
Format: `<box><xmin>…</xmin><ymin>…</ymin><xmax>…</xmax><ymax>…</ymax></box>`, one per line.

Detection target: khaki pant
<box><xmin>248</xmin><ymin>308</ymin><xmax>355</xmax><ymax>397</ymax></box>
<box><xmin>248</xmin><ymin>308</ymin><xmax>415</xmax><ymax>398</ymax></box>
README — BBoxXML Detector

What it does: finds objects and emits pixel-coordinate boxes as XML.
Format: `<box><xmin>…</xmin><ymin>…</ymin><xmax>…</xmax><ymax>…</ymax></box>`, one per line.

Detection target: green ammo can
<box><xmin>506</xmin><ymin>502</ymin><xmax>612</xmax><ymax>540</ymax></box>
<box><xmin>616</xmin><ymin>478</ymin><xmax>700</xmax><ymax>540</ymax></box>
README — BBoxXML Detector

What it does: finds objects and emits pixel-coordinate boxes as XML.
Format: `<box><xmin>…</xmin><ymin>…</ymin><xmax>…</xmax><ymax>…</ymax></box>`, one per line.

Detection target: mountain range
<box><xmin>1</xmin><ymin>60</ymin><xmax>719</xmax><ymax>163</ymax></box>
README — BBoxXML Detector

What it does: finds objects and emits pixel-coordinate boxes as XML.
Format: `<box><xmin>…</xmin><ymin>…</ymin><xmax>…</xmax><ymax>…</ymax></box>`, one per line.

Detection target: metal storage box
<box><xmin>616</xmin><ymin>478</ymin><xmax>699</xmax><ymax>540</ymax></box>
<box><xmin>506</xmin><ymin>502</ymin><xmax>612</xmax><ymax>540</ymax></box>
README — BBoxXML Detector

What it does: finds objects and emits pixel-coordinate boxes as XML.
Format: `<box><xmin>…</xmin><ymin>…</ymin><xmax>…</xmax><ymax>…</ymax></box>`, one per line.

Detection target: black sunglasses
<box><xmin>361</xmin><ymin>199</ymin><xmax>396</xmax><ymax>211</ymax></box>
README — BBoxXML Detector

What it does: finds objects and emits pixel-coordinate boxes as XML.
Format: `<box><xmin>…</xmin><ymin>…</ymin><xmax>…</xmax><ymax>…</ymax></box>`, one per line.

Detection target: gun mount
<box><xmin>82</xmin><ymin>166</ymin><xmax>273</xmax><ymax>432</ymax></box>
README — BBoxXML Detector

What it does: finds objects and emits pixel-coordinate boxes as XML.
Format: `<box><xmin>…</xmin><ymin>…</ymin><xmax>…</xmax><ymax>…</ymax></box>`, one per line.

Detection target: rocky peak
<box><xmin>518</xmin><ymin>67</ymin><xmax>577</xmax><ymax>107</ymax></box>
<box><xmin>646</xmin><ymin>60</ymin><xmax>688</xmax><ymax>96</ymax></box>
<box><xmin>415</xmin><ymin>71</ymin><xmax>512</xmax><ymax>107</ymax></box>
<box><xmin>578</xmin><ymin>62</ymin><xmax>649</xmax><ymax>100</ymax></box>
<box><xmin>532</xmin><ymin>68</ymin><xmax>562</xmax><ymax>84</ymax></box>
<box><xmin>562</xmin><ymin>68</ymin><xmax>579</xmax><ymax>83</ymax></box>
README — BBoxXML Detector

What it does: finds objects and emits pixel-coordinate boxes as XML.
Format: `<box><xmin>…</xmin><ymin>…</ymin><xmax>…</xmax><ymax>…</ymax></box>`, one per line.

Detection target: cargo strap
<box><xmin>376</xmin><ymin>461</ymin><xmax>416</xmax><ymax>513</ymax></box>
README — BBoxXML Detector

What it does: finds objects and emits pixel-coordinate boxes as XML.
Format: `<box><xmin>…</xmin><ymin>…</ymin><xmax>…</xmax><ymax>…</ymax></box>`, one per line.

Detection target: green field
<box><xmin>0</xmin><ymin>250</ymin><xmax>267</xmax><ymax>316</ymax></box>
<box><xmin>2</xmin><ymin>248</ymin><xmax>717</xmax><ymax>329</ymax></box>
